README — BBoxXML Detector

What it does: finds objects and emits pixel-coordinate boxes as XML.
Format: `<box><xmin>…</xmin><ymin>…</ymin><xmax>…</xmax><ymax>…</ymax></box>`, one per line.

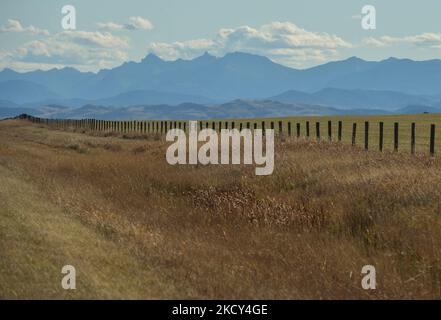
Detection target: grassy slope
<box><xmin>0</xmin><ymin>123</ymin><xmax>178</xmax><ymax>299</ymax></box>
<box><xmin>1</xmin><ymin>119</ymin><xmax>441</xmax><ymax>299</ymax></box>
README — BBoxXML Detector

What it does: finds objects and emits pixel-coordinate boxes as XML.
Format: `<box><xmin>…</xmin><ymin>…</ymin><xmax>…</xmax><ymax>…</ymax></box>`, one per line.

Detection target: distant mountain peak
<box><xmin>0</xmin><ymin>68</ymin><xmax>19</xmax><ymax>75</ymax></box>
<box><xmin>344</xmin><ymin>56</ymin><xmax>366</xmax><ymax>63</ymax></box>
<box><xmin>141</xmin><ymin>53</ymin><xmax>163</xmax><ymax>63</ymax></box>
<box><xmin>202</xmin><ymin>51</ymin><xmax>213</xmax><ymax>57</ymax></box>
<box><xmin>193</xmin><ymin>51</ymin><xmax>216</xmax><ymax>62</ymax></box>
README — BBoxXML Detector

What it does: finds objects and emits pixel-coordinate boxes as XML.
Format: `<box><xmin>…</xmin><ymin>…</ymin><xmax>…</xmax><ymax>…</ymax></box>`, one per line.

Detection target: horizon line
<box><xmin>3</xmin><ymin>51</ymin><xmax>441</xmax><ymax>75</ymax></box>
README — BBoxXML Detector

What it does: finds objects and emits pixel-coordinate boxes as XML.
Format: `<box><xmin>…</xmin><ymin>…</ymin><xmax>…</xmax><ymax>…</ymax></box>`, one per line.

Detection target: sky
<box><xmin>1</xmin><ymin>0</ymin><xmax>441</xmax><ymax>72</ymax></box>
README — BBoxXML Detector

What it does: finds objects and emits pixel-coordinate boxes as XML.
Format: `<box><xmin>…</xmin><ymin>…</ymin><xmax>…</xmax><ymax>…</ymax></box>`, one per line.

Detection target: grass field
<box><xmin>1</xmin><ymin>118</ymin><xmax>441</xmax><ymax>299</ymax></box>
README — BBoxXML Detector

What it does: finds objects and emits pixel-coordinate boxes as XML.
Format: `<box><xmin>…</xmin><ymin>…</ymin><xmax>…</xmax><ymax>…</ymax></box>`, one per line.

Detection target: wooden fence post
<box><xmin>306</xmin><ymin>121</ymin><xmax>310</xmax><ymax>138</ymax></box>
<box><xmin>296</xmin><ymin>123</ymin><xmax>300</xmax><ymax>138</ymax></box>
<box><xmin>352</xmin><ymin>123</ymin><xmax>357</xmax><ymax>146</ymax></box>
<box><xmin>364</xmin><ymin>121</ymin><xmax>369</xmax><ymax>150</ymax></box>
<box><xmin>316</xmin><ymin>122</ymin><xmax>320</xmax><ymax>141</ymax></box>
<box><xmin>262</xmin><ymin>121</ymin><xmax>265</xmax><ymax>135</ymax></box>
<box><xmin>328</xmin><ymin>120</ymin><xmax>332</xmax><ymax>141</ymax></box>
<box><xmin>394</xmin><ymin>122</ymin><xmax>399</xmax><ymax>152</ymax></box>
<box><xmin>379</xmin><ymin>122</ymin><xmax>384</xmax><ymax>152</ymax></box>
<box><xmin>430</xmin><ymin>124</ymin><xmax>435</xmax><ymax>156</ymax></box>
<box><xmin>411</xmin><ymin>122</ymin><xmax>416</xmax><ymax>154</ymax></box>
<box><xmin>239</xmin><ymin>123</ymin><xmax>243</xmax><ymax>131</ymax></box>
<box><xmin>288</xmin><ymin>122</ymin><xmax>291</xmax><ymax>136</ymax></box>
<box><xmin>278</xmin><ymin>121</ymin><xmax>282</xmax><ymax>134</ymax></box>
<box><xmin>338</xmin><ymin>121</ymin><xmax>342</xmax><ymax>142</ymax></box>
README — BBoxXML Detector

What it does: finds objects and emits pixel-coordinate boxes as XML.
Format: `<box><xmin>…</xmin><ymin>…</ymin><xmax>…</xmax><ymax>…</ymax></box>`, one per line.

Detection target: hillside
<box><xmin>0</xmin><ymin>100</ymin><xmax>392</xmax><ymax>120</ymax></box>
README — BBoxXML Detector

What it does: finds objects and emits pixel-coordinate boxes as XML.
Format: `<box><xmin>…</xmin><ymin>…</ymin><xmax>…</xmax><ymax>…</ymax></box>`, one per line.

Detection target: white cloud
<box><xmin>97</xmin><ymin>16</ymin><xmax>153</xmax><ymax>31</ymax></box>
<box><xmin>149</xmin><ymin>22</ymin><xmax>352</xmax><ymax>68</ymax></box>
<box><xmin>5</xmin><ymin>31</ymin><xmax>129</xmax><ymax>71</ymax></box>
<box><xmin>363</xmin><ymin>33</ymin><xmax>441</xmax><ymax>49</ymax></box>
<box><xmin>0</xmin><ymin>19</ymin><xmax>49</xmax><ymax>35</ymax></box>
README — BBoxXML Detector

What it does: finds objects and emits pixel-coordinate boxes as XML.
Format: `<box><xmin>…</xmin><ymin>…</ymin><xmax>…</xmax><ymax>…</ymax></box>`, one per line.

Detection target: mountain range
<box><xmin>1</xmin><ymin>52</ymin><xmax>441</xmax><ymax>119</ymax></box>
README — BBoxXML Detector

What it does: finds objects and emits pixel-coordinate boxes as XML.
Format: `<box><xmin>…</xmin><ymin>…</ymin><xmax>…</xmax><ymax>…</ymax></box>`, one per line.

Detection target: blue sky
<box><xmin>1</xmin><ymin>0</ymin><xmax>441</xmax><ymax>71</ymax></box>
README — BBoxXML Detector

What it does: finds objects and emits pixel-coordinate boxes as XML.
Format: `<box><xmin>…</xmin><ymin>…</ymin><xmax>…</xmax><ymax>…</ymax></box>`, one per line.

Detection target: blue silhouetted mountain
<box><xmin>0</xmin><ymin>80</ymin><xmax>60</xmax><ymax>104</ymax></box>
<box><xmin>326</xmin><ymin>57</ymin><xmax>441</xmax><ymax>95</ymax></box>
<box><xmin>94</xmin><ymin>89</ymin><xmax>215</xmax><ymax>106</ymax></box>
<box><xmin>73</xmin><ymin>52</ymin><xmax>301</xmax><ymax>100</ymax></box>
<box><xmin>0</xmin><ymin>67</ymin><xmax>93</xmax><ymax>98</ymax></box>
<box><xmin>1</xmin><ymin>100</ymin><xmax>392</xmax><ymax>120</ymax></box>
<box><xmin>269</xmin><ymin>88</ymin><xmax>435</xmax><ymax>110</ymax></box>
<box><xmin>3</xmin><ymin>52</ymin><xmax>441</xmax><ymax>110</ymax></box>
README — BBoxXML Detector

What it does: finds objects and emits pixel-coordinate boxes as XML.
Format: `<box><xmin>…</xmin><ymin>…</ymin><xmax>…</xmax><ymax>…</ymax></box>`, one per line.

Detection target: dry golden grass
<box><xmin>1</xmin><ymin>119</ymin><xmax>441</xmax><ymax>299</ymax></box>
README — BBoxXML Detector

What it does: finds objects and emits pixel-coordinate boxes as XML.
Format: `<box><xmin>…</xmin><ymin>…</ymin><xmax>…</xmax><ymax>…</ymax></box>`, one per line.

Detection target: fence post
<box><xmin>316</xmin><ymin>122</ymin><xmax>320</xmax><ymax>141</ymax></box>
<box><xmin>262</xmin><ymin>121</ymin><xmax>265</xmax><ymax>135</ymax></box>
<box><xmin>379</xmin><ymin>122</ymin><xmax>384</xmax><ymax>152</ymax></box>
<box><xmin>239</xmin><ymin>123</ymin><xmax>243</xmax><ymax>131</ymax></box>
<box><xmin>271</xmin><ymin>121</ymin><xmax>274</xmax><ymax>130</ymax></box>
<box><xmin>306</xmin><ymin>121</ymin><xmax>310</xmax><ymax>138</ymax></box>
<box><xmin>364</xmin><ymin>121</ymin><xmax>369</xmax><ymax>150</ymax></box>
<box><xmin>296</xmin><ymin>123</ymin><xmax>300</xmax><ymax>138</ymax></box>
<box><xmin>328</xmin><ymin>120</ymin><xmax>332</xmax><ymax>141</ymax></box>
<box><xmin>394</xmin><ymin>122</ymin><xmax>399</xmax><ymax>152</ymax></box>
<box><xmin>246</xmin><ymin>122</ymin><xmax>250</xmax><ymax>130</ymax></box>
<box><xmin>352</xmin><ymin>123</ymin><xmax>357</xmax><ymax>146</ymax></box>
<box><xmin>278</xmin><ymin>121</ymin><xmax>282</xmax><ymax>135</ymax></box>
<box><xmin>338</xmin><ymin>121</ymin><xmax>342</xmax><ymax>142</ymax></box>
<box><xmin>411</xmin><ymin>123</ymin><xmax>416</xmax><ymax>154</ymax></box>
<box><xmin>288</xmin><ymin>122</ymin><xmax>291</xmax><ymax>136</ymax></box>
<box><xmin>430</xmin><ymin>124</ymin><xmax>435</xmax><ymax>156</ymax></box>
